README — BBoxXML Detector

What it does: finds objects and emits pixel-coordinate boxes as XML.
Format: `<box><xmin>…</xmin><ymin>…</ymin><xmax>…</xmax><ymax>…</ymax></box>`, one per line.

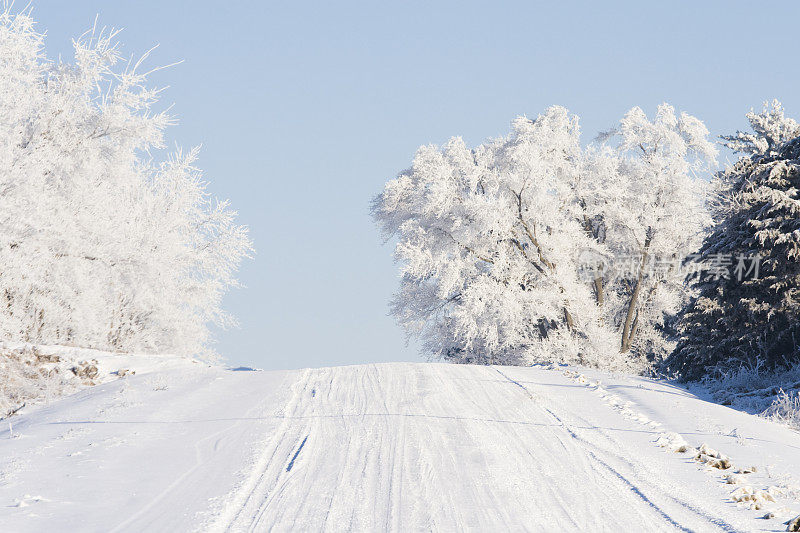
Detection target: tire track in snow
<box><xmin>209</xmin><ymin>368</ymin><xmax>314</xmax><ymax>532</ymax></box>
<box><xmin>494</xmin><ymin>367</ymin><xmax>694</xmax><ymax>531</ymax></box>
<box><xmin>494</xmin><ymin>366</ymin><xmax>749</xmax><ymax>533</ymax></box>
<box><xmin>214</xmin><ymin>363</ymin><xmax>756</xmax><ymax>532</ymax></box>
<box><xmin>285</xmin><ymin>435</ymin><xmax>308</xmax><ymax>473</ymax></box>
<box><xmin>564</xmin><ymin>368</ymin><xmax>800</xmax><ymax>524</ymax></box>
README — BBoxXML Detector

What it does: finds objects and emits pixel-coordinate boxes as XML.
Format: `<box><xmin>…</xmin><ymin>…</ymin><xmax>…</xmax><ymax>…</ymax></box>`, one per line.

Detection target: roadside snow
<box><xmin>0</xmin><ymin>362</ymin><xmax>798</xmax><ymax>531</ymax></box>
<box><xmin>0</xmin><ymin>342</ymin><xmax>199</xmax><ymax>419</ymax></box>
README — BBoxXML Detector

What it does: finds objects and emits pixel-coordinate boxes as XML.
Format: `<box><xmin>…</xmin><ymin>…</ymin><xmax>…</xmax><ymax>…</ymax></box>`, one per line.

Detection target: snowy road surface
<box><xmin>1</xmin><ymin>362</ymin><xmax>799</xmax><ymax>531</ymax></box>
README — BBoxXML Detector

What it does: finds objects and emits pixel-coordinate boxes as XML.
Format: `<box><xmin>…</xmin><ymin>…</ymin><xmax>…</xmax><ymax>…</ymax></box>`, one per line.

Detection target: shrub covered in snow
<box><xmin>0</xmin><ymin>346</ymin><xmax>97</xmax><ymax>418</ymax></box>
<box><xmin>763</xmin><ymin>390</ymin><xmax>800</xmax><ymax>429</ymax></box>
<box><xmin>696</xmin><ymin>361</ymin><xmax>800</xmax><ymax>430</ymax></box>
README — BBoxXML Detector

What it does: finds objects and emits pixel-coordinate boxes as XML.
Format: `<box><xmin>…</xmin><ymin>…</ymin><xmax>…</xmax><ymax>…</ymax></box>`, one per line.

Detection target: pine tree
<box><xmin>667</xmin><ymin>101</ymin><xmax>800</xmax><ymax>379</ymax></box>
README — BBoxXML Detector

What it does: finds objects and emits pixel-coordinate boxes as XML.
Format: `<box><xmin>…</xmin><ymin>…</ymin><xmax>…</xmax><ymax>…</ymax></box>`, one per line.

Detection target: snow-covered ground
<box><xmin>1</xmin><ymin>361</ymin><xmax>799</xmax><ymax>532</ymax></box>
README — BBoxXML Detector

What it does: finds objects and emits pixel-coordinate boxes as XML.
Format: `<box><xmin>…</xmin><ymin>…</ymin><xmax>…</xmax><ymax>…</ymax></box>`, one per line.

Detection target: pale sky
<box><xmin>33</xmin><ymin>1</ymin><xmax>800</xmax><ymax>369</ymax></box>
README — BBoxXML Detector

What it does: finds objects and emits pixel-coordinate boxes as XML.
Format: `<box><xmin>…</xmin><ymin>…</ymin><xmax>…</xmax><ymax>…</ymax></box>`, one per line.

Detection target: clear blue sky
<box><xmin>32</xmin><ymin>1</ymin><xmax>800</xmax><ymax>369</ymax></box>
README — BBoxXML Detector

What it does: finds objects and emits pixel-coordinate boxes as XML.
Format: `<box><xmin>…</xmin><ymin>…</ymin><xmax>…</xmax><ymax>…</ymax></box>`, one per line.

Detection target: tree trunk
<box><xmin>593</xmin><ymin>276</ymin><xmax>604</xmax><ymax>307</ymax></box>
<box><xmin>620</xmin><ymin>233</ymin><xmax>652</xmax><ymax>353</ymax></box>
<box><xmin>620</xmin><ymin>279</ymin><xmax>642</xmax><ymax>353</ymax></box>
<box><xmin>564</xmin><ymin>307</ymin><xmax>574</xmax><ymax>332</ymax></box>
<box><xmin>515</xmin><ymin>190</ymin><xmax>579</xmax><ymax>336</ymax></box>
<box><xmin>580</xmin><ymin>212</ymin><xmax>605</xmax><ymax>307</ymax></box>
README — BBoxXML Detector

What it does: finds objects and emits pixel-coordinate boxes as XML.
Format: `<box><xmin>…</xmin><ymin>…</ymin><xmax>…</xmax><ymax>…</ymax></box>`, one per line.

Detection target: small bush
<box><xmin>762</xmin><ymin>390</ymin><xmax>800</xmax><ymax>428</ymax></box>
<box><xmin>0</xmin><ymin>346</ymin><xmax>100</xmax><ymax>418</ymax></box>
<box><xmin>701</xmin><ymin>361</ymin><xmax>800</xmax><ymax>430</ymax></box>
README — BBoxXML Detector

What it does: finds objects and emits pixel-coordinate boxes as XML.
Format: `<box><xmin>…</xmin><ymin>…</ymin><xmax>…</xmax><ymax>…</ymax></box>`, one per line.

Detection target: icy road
<box><xmin>1</xmin><ymin>362</ymin><xmax>799</xmax><ymax>532</ymax></box>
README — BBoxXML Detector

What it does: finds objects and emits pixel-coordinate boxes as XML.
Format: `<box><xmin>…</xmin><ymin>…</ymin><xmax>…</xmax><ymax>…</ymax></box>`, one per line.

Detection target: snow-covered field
<box><xmin>1</xmin><ymin>361</ymin><xmax>799</xmax><ymax>532</ymax></box>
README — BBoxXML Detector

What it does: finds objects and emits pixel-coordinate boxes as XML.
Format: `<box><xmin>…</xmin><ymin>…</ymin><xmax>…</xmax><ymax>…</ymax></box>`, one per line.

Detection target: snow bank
<box><xmin>701</xmin><ymin>363</ymin><xmax>800</xmax><ymax>431</ymax></box>
<box><xmin>0</xmin><ymin>342</ymin><xmax>197</xmax><ymax>419</ymax></box>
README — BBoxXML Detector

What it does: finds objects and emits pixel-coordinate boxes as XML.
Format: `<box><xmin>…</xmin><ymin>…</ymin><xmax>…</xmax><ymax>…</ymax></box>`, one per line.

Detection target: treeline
<box><xmin>374</xmin><ymin>99</ymin><xmax>800</xmax><ymax>381</ymax></box>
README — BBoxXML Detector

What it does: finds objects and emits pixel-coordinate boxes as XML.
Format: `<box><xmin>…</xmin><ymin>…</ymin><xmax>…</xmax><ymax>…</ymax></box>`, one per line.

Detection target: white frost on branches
<box><xmin>586</xmin><ymin>104</ymin><xmax>716</xmax><ymax>358</ymax></box>
<box><xmin>374</xmin><ymin>105</ymin><xmax>715</xmax><ymax>369</ymax></box>
<box><xmin>721</xmin><ymin>100</ymin><xmax>800</xmax><ymax>158</ymax></box>
<box><xmin>0</xmin><ymin>8</ymin><xmax>252</xmax><ymax>359</ymax></box>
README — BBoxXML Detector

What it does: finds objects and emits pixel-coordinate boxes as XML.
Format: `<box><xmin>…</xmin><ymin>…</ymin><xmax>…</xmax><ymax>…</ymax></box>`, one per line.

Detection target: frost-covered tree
<box><xmin>0</xmin><ymin>8</ymin><xmax>251</xmax><ymax>358</ymax></box>
<box><xmin>373</xmin><ymin>104</ymin><xmax>714</xmax><ymax>370</ymax></box>
<box><xmin>668</xmin><ymin>101</ymin><xmax>800</xmax><ymax>379</ymax></box>
<box><xmin>373</xmin><ymin>107</ymin><xmax>620</xmax><ymax>368</ymax></box>
<box><xmin>582</xmin><ymin>104</ymin><xmax>716</xmax><ymax>360</ymax></box>
<box><xmin>720</xmin><ymin>100</ymin><xmax>800</xmax><ymax>159</ymax></box>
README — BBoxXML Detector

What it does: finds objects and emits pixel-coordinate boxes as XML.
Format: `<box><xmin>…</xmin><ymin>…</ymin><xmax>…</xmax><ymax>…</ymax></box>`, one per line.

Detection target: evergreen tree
<box><xmin>668</xmin><ymin>101</ymin><xmax>800</xmax><ymax>379</ymax></box>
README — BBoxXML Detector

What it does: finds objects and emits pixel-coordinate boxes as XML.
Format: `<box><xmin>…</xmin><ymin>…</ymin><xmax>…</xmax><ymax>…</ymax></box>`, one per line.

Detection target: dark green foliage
<box><xmin>667</xmin><ymin>107</ymin><xmax>800</xmax><ymax>380</ymax></box>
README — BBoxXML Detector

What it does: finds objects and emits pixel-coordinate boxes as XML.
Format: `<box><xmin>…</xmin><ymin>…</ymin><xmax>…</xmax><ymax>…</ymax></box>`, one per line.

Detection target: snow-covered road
<box><xmin>1</xmin><ymin>362</ymin><xmax>799</xmax><ymax>532</ymax></box>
